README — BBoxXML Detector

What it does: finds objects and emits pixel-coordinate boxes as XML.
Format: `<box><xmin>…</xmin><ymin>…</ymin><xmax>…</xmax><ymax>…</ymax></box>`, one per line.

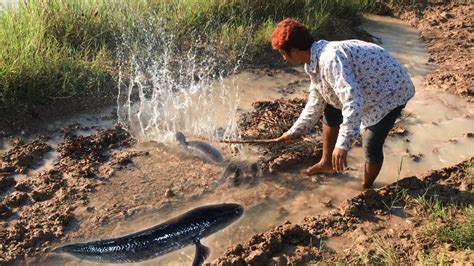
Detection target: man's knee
<box><xmin>363</xmin><ymin>130</ymin><xmax>385</xmax><ymax>164</ymax></box>
<box><xmin>323</xmin><ymin>104</ymin><xmax>343</xmax><ymax>128</ymax></box>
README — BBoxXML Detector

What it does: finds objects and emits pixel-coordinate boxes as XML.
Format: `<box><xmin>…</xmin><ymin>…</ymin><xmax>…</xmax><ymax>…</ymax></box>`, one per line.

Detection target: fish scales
<box><xmin>54</xmin><ymin>203</ymin><xmax>243</xmax><ymax>265</ymax></box>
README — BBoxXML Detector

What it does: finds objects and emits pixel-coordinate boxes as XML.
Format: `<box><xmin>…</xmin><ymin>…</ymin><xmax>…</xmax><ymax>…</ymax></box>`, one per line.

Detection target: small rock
<box><xmin>228</xmin><ymin>256</ymin><xmax>246</xmax><ymax>266</ymax></box>
<box><xmin>0</xmin><ymin>203</ymin><xmax>12</xmax><ymax>219</ymax></box>
<box><xmin>31</xmin><ymin>189</ymin><xmax>53</xmax><ymax>202</ymax></box>
<box><xmin>278</xmin><ymin>207</ymin><xmax>289</xmax><ymax>216</ymax></box>
<box><xmin>4</xmin><ymin>191</ymin><xmax>29</xmax><ymax>207</ymax></box>
<box><xmin>165</xmin><ymin>189</ymin><xmax>174</xmax><ymax>198</ymax></box>
<box><xmin>448</xmin><ymin>138</ymin><xmax>458</xmax><ymax>144</ymax></box>
<box><xmin>463</xmin><ymin>132</ymin><xmax>474</xmax><ymax>138</ymax></box>
<box><xmin>410</xmin><ymin>153</ymin><xmax>423</xmax><ymax>162</ymax></box>
<box><xmin>246</xmin><ymin>249</ymin><xmax>267</xmax><ymax>265</ymax></box>
<box><xmin>323</xmin><ymin>198</ymin><xmax>333</xmax><ymax>208</ymax></box>
<box><xmin>14</xmin><ymin>180</ymin><xmax>31</xmax><ymax>192</ymax></box>
<box><xmin>272</xmin><ymin>256</ymin><xmax>288</xmax><ymax>266</ymax></box>
<box><xmin>0</xmin><ymin>176</ymin><xmax>16</xmax><ymax>192</ymax></box>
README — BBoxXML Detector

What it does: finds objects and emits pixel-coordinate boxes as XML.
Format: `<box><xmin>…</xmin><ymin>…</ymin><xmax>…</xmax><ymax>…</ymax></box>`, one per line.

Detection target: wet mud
<box><xmin>211</xmin><ymin>3</ymin><xmax>474</xmax><ymax>264</ymax></box>
<box><xmin>397</xmin><ymin>3</ymin><xmax>473</xmax><ymax>102</ymax></box>
<box><xmin>212</xmin><ymin>158</ymin><xmax>474</xmax><ymax>265</ymax></box>
<box><xmin>1</xmin><ymin>139</ymin><xmax>52</xmax><ymax>175</ymax></box>
<box><xmin>57</xmin><ymin>125</ymin><xmax>135</xmax><ymax>178</ymax></box>
<box><xmin>0</xmin><ymin>126</ymin><xmax>143</xmax><ymax>264</ymax></box>
<box><xmin>1</xmin><ymin>3</ymin><xmax>473</xmax><ymax>265</ymax></box>
<box><xmin>238</xmin><ymin>98</ymin><xmax>323</xmax><ymax>173</ymax></box>
<box><xmin>239</xmin><ymin>98</ymin><xmax>311</xmax><ymax>140</ymax></box>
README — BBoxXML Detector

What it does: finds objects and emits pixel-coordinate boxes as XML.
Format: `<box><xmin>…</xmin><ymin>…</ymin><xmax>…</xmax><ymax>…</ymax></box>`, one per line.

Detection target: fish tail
<box><xmin>55</xmin><ymin>243</ymin><xmax>83</xmax><ymax>254</ymax></box>
<box><xmin>53</xmin><ymin>243</ymin><xmax>110</xmax><ymax>262</ymax></box>
<box><xmin>51</xmin><ymin>246</ymin><xmax>64</xmax><ymax>253</ymax></box>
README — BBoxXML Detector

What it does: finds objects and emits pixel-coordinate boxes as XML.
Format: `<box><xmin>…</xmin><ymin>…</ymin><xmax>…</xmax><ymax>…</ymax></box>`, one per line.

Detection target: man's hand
<box><xmin>332</xmin><ymin>148</ymin><xmax>347</xmax><ymax>173</ymax></box>
<box><xmin>272</xmin><ymin>132</ymin><xmax>293</xmax><ymax>143</ymax></box>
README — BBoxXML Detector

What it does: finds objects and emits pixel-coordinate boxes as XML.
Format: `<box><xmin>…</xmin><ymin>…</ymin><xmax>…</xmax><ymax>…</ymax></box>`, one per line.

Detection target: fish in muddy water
<box><xmin>53</xmin><ymin>203</ymin><xmax>243</xmax><ymax>265</ymax></box>
<box><xmin>176</xmin><ymin>131</ymin><xmax>225</xmax><ymax>163</ymax></box>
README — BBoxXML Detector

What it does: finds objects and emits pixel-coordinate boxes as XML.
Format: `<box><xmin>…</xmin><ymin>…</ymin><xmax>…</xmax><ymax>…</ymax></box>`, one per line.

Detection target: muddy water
<box><xmin>153</xmin><ymin>15</ymin><xmax>472</xmax><ymax>264</ymax></box>
<box><xmin>357</xmin><ymin>15</ymin><xmax>474</xmax><ymax>183</ymax></box>
<box><xmin>35</xmin><ymin>15</ymin><xmax>474</xmax><ymax>266</ymax></box>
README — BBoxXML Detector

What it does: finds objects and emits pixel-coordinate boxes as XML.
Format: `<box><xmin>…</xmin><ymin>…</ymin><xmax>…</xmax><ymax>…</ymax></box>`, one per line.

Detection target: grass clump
<box><xmin>421</xmin><ymin>206</ymin><xmax>474</xmax><ymax>250</ymax></box>
<box><xmin>461</xmin><ymin>159</ymin><xmax>473</xmax><ymax>190</ymax></box>
<box><xmin>0</xmin><ymin>0</ymin><xmax>377</xmax><ymax>121</ymax></box>
<box><xmin>348</xmin><ymin>237</ymin><xmax>399</xmax><ymax>265</ymax></box>
<box><xmin>417</xmin><ymin>250</ymin><xmax>450</xmax><ymax>265</ymax></box>
<box><xmin>0</xmin><ymin>0</ymin><xmax>121</xmax><ymax>113</ymax></box>
<box><xmin>411</xmin><ymin>191</ymin><xmax>474</xmax><ymax>251</ymax></box>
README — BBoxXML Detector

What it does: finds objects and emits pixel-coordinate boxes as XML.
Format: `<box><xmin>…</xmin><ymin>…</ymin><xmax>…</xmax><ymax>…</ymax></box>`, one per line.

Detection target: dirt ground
<box><xmin>0</xmin><ymin>126</ymin><xmax>142</xmax><ymax>263</ymax></box>
<box><xmin>396</xmin><ymin>3</ymin><xmax>473</xmax><ymax>102</ymax></box>
<box><xmin>212</xmin><ymin>158</ymin><xmax>473</xmax><ymax>265</ymax></box>
<box><xmin>238</xmin><ymin>98</ymin><xmax>323</xmax><ymax>174</ymax></box>
<box><xmin>210</xmin><ymin>3</ymin><xmax>474</xmax><ymax>264</ymax></box>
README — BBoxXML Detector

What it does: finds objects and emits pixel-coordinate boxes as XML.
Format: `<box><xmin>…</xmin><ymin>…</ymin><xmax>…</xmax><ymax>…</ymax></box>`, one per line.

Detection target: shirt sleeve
<box><xmin>323</xmin><ymin>50</ymin><xmax>363</xmax><ymax>151</ymax></box>
<box><xmin>286</xmin><ymin>83</ymin><xmax>326</xmax><ymax>137</ymax></box>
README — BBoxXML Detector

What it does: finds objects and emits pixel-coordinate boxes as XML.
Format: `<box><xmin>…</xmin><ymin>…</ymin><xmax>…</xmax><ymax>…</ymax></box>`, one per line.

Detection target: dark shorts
<box><xmin>323</xmin><ymin>104</ymin><xmax>405</xmax><ymax>164</ymax></box>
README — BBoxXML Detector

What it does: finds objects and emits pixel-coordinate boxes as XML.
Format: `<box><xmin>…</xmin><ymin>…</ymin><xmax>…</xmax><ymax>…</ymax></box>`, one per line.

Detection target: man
<box><xmin>268</xmin><ymin>18</ymin><xmax>415</xmax><ymax>188</ymax></box>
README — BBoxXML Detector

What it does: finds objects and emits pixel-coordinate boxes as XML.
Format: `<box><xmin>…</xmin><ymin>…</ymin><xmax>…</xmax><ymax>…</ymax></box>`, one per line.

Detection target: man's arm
<box><xmin>324</xmin><ymin>50</ymin><xmax>364</xmax><ymax>152</ymax></box>
<box><xmin>284</xmin><ymin>84</ymin><xmax>326</xmax><ymax>138</ymax></box>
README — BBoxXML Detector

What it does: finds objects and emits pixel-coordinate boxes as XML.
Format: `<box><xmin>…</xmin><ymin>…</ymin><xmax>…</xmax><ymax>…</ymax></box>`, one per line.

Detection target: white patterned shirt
<box><xmin>287</xmin><ymin>40</ymin><xmax>415</xmax><ymax>151</ymax></box>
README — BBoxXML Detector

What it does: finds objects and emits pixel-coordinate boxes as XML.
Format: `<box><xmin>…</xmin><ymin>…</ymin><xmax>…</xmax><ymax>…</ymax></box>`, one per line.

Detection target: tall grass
<box><xmin>0</xmin><ymin>0</ymin><xmax>376</xmax><ymax>117</ymax></box>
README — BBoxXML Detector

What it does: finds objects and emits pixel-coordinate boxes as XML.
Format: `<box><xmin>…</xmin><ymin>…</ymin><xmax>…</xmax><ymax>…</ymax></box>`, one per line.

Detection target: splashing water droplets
<box><xmin>116</xmin><ymin>20</ymin><xmax>242</xmax><ymax>143</ymax></box>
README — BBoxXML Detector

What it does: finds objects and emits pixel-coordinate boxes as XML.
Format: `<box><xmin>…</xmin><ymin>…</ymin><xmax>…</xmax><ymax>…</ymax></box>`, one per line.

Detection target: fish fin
<box><xmin>192</xmin><ymin>239</ymin><xmax>210</xmax><ymax>266</ymax></box>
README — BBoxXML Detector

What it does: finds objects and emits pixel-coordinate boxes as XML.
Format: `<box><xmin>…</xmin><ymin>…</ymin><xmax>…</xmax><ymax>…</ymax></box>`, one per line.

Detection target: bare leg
<box><xmin>363</xmin><ymin>161</ymin><xmax>383</xmax><ymax>188</ymax></box>
<box><xmin>304</xmin><ymin>124</ymin><xmax>339</xmax><ymax>175</ymax></box>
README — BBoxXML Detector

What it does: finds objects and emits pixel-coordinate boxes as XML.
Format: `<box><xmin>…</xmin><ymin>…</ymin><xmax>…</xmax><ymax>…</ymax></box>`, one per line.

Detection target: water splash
<box><xmin>116</xmin><ymin>19</ymin><xmax>244</xmax><ymax>143</ymax></box>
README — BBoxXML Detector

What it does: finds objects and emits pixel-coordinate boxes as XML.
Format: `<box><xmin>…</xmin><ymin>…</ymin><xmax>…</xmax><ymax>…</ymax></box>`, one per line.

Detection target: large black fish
<box><xmin>54</xmin><ymin>203</ymin><xmax>243</xmax><ymax>265</ymax></box>
<box><xmin>176</xmin><ymin>131</ymin><xmax>225</xmax><ymax>163</ymax></box>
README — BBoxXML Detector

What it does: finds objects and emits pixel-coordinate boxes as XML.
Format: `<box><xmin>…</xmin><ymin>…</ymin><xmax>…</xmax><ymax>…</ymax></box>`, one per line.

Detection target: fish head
<box><xmin>199</xmin><ymin>203</ymin><xmax>243</xmax><ymax>237</ymax></box>
<box><xmin>175</xmin><ymin>131</ymin><xmax>187</xmax><ymax>146</ymax></box>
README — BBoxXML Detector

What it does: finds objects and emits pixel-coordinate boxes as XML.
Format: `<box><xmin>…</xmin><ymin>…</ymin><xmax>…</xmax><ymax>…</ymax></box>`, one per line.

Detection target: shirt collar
<box><xmin>306</xmin><ymin>40</ymin><xmax>328</xmax><ymax>73</ymax></box>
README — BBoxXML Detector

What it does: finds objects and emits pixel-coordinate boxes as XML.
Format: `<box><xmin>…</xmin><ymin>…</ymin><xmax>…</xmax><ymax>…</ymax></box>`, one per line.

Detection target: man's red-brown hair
<box><xmin>271</xmin><ymin>18</ymin><xmax>314</xmax><ymax>53</ymax></box>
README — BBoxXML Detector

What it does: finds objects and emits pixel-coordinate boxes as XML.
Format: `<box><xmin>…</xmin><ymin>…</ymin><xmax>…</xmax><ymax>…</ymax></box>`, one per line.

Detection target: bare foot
<box><xmin>303</xmin><ymin>162</ymin><xmax>334</xmax><ymax>175</ymax></box>
<box><xmin>362</xmin><ymin>183</ymin><xmax>373</xmax><ymax>189</ymax></box>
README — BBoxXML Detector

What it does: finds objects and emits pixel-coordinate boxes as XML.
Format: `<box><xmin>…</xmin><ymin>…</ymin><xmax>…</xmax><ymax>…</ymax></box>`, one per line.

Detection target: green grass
<box><xmin>412</xmin><ymin>191</ymin><xmax>474</xmax><ymax>250</ymax></box>
<box><xmin>417</xmin><ymin>250</ymin><xmax>450</xmax><ymax>265</ymax></box>
<box><xmin>348</xmin><ymin>237</ymin><xmax>399</xmax><ymax>265</ymax></box>
<box><xmin>461</xmin><ymin>159</ymin><xmax>473</xmax><ymax>189</ymax></box>
<box><xmin>422</xmin><ymin>206</ymin><xmax>474</xmax><ymax>250</ymax></box>
<box><xmin>0</xmin><ymin>0</ymin><xmax>377</xmax><ymax>117</ymax></box>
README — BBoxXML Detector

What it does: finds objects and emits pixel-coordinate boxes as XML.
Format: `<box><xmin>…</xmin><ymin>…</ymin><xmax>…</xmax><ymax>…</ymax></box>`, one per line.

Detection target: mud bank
<box><xmin>212</xmin><ymin>158</ymin><xmax>473</xmax><ymax>265</ymax></box>
<box><xmin>1</xmin><ymin>4</ymin><xmax>473</xmax><ymax>265</ymax></box>
<box><xmin>210</xmin><ymin>4</ymin><xmax>474</xmax><ymax>264</ymax></box>
<box><xmin>238</xmin><ymin>98</ymin><xmax>323</xmax><ymax>174</ymax></box>
<box><xmin>396</xmin><ymin>3</ymin><xmax>473</xmax><ymax>101</ymax></box>
<box><xmin>0</xmin><ymin>126</ymin><xmax>142</xmax><ymax>263</ymax></box>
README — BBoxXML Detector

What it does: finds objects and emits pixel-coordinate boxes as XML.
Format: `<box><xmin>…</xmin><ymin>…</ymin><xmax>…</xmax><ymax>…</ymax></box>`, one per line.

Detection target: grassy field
<box><xmin>0</xmin><ymin>0</ymin><xmax>376</xmax><ymax>119</ymax></box>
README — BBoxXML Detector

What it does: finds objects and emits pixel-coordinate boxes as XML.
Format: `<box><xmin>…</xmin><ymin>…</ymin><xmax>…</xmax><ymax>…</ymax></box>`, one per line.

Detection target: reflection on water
<box><xmin>359</xmin><ymin>15</ymin><xmax>474</xmax><ymax>184</ymax></box>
